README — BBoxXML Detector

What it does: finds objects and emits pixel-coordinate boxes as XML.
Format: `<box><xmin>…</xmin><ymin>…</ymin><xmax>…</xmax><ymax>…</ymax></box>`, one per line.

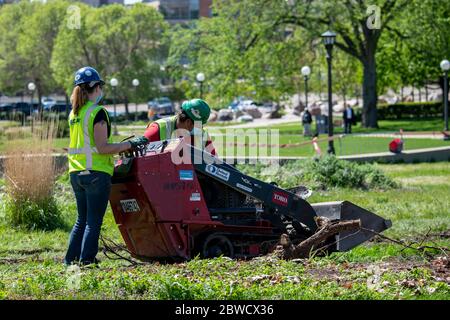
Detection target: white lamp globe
<box><xmin>301</xmin><ymin>66</ymin><xmax>311</xmax><ymax>77</ymax></box>
<box><xmin>132</xmin><ymin>79</ymin><xmax>140</xmax><ymax>87</ymax></box>
<box><xmin>440</xmin><ymin>60</ymin><xmax>450</xmax><ymax>72</ymax></box>
<box><xmin>196</xmin><ymin>72</ymin><xmax>205</xmax><ymax>83</ymax></box>
<box><xmin>28</xmin><ymin>82</ymin><xmax>36</xmax><ymax>91</ymax></box>
<box><xmin>110</xmin><ymin>78</ymin><xmax>119</xmax><ymax>87</ymax></box>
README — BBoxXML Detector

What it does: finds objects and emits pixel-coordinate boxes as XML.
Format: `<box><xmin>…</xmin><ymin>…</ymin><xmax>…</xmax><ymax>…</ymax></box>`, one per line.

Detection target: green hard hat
<box><xmin>181</xmin><ymin>99</ymin><xmax>211</xmax><ymax>124</ymax></box>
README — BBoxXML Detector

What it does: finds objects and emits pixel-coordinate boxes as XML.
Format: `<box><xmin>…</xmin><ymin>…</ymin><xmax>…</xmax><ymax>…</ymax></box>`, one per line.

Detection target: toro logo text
<box><xmin>272</xmin><ymin>191</ymin><xmax>289</xmax><ymax>206</ymax></box>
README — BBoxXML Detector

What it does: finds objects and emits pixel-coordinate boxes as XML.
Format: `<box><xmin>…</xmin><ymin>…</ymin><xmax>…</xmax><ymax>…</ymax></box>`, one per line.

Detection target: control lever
<box><xmin>118</xmin><ymin>135</ymin><xmax>143</xmax><ymax>159</ymax></box>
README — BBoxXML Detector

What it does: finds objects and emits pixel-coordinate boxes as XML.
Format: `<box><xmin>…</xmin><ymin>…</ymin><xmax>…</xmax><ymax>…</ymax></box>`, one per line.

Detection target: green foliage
<box><xmin>333</xmin><ymin>50</ymin><xmax>362</xmax><ymax>102</ymax></box>
<box><xmin>3</xmin><ymin>195</ymin><xmax>65</xmax><ymax>231</ymax></box>
<box><xmin>378</xmin><ymin>0</ymin><xmax>450</xmax><ymax>90</ymax></box>
<box><xmin>238</xmin><ymin>156</ymin><xmax>397</xmax><ymax>190</ymax></box>
<box><xmin>168</xmin><ymin>0</ymin><xmax>415</xmax><ymax>128</ymax></box>
<box><xmin>17</xmin><ymin>1</ymin><xmax>70</xmax><ymax>96</ymax></box>
<box><xmin>50</xmin><ymin>3</ymin><xmax>168</xmax><ymax>105</ymax></box>
<box><xmin>0</xmin><ymin>1</ymin><xmax>38</xmax><ymax>95</ymax></box>
<box><xmin>0</xmin><ymin>1</ymin><xmax>168</xmax><ymax>112</ymax></box>
<box><xmin>377</xmin><ymin>102</ymin><xmax>443</xmax><ymax>120</ymax></box>
<box><xmin>167</xmin><ymin>2</ymin><xmax>316</xmax><ymax>107</ymax></box>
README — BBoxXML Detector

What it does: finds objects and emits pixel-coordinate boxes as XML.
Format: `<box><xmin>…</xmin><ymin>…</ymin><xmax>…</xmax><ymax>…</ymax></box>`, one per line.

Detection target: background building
<box><xmin>0</xmin><ymin>0</ymin><xmax>213</xmax><ymax>20</ymax></box>
<box><xmin>136</xmin><ymin>0</ymin><xmax>212</xmax><ymax>21</ymax></box>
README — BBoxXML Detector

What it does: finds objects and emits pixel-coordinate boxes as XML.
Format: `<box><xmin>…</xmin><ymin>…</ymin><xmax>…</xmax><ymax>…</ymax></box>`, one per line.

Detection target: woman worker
<box><xmin>65</xmin><ymin>66</ymin><xmax>148</xmax><ymax>266</ymax></box>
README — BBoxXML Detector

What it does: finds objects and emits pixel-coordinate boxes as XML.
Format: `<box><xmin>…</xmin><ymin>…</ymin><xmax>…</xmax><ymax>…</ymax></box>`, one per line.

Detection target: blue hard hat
<box><xmin>74</xmin><ymin>66</ymin><xmax>105</xmax><ymax>87</ymax></box>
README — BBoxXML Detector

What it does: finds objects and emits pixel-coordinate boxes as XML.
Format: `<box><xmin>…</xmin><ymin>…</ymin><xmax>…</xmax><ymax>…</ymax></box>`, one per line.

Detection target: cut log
<box><xmin>276</xmin><ymin>219</ymin><xmax>361</xmax><ymax>260</ymax></box>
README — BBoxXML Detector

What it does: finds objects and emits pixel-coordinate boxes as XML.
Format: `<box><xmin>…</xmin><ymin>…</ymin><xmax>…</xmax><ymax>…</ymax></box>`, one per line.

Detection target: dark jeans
<box><xmin>344</xmin><ymin>120</ymin><xmax>352</xmax><ymax>134</ymax></box>
<box><xmin>65</xmin><ymin>171</ymin><xmax>111</xmax><ymax>265</ymax></box>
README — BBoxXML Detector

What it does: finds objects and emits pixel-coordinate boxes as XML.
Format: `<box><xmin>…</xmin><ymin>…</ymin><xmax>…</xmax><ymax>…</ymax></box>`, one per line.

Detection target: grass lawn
<box><xmin>241</xmin><ymin>118</ymin><xmax>447</xmax><ymax>135</ymax></box>
<box><xmin>0</xmin><ymin>162</ymin><xmax>449</xmax><ymax>300</ymax></box>
<box><xmin>2</xmin><ymin>119</ymin><xmax>449</xmax><ymax>157</ymax></box>
<box><xmin>212</xmin><ymin>134</ymin><xmax>450</xmax><ymax>157</ymax></box>
<box><xmin>1</xmin><ymin>135</ymin><xmax>447</xmax><ymax>157</ymax></box>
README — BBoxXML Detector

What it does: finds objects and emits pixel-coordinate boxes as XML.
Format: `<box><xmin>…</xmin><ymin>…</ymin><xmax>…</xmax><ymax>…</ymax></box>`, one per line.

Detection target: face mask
<box><xmin>190</xmin><ymin>127</ymin><xmax>202</xmax><ymax>136</ymax></box>
<box><xmin>95</xmin><ymin>93</ymin><xmax>103</xmax><ymax>105</ymax></box>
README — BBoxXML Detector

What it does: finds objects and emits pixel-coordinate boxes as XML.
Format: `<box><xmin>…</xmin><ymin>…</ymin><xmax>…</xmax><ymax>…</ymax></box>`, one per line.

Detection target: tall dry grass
<box><xmin>3</xmin><ymin>119</ymin><xmax>64</xmax><ymax>230</ymax></box>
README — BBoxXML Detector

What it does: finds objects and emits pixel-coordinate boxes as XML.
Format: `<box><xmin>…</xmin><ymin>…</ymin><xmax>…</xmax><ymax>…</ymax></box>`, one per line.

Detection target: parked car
<box><xmin>12</xmin><ymin>102</ymin><xmax>38</xmax><ymax>116</ymax></box>
<box><xmin>50</xmin><ymin>102</ymin><xmax>70</xmax><ymax>113</ymax></box>
<box><xmin>257</xmin><ymin>101</ymin><xmax>276</xmax><ymax>113</ymax></box>
<box><xmin>227</xmin><ymin>101</ymin><xmax>240</xmax><ymax>111</ymax></box>
<box><xmin>0</xmin><ymin>103</ymin><xmax>14</xmax><ymax>113</ymax></box>
<box><xmin>239</xmin><ymin>100</ymin><xmax>258</xmax><ymax>110</ymax></box>
<box><xmin>42</xmin><ymin>97</ymin><xmax>57</xmax><ymax>111</ymax></box>
<box><xmin>147</xmin><ymin>97</ymin><xmax>175</xmax><ymax>115</ymax></box>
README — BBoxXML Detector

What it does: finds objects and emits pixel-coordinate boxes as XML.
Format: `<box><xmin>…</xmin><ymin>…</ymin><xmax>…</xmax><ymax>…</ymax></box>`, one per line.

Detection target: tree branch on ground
<box><xmin>276</xmin><ymin>218</ymin><xmax>362</xmax><ymax>260</ymax></box>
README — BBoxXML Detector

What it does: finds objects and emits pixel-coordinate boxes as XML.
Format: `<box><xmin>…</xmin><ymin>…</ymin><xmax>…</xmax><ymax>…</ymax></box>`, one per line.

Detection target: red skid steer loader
<box><xmin>109</xmin><ymin>138</ymin><xmax>391</xmax><ymax>261</ymax></box>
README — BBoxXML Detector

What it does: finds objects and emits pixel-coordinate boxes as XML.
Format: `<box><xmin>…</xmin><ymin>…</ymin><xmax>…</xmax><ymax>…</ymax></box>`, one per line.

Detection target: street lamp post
<box><xmin>27</xmin><ymin>82</ymin><xmax>36</xmax><ymax>131</ymax></box>
<box><xmin>132</xmin><ymin>78</ymin><xmax>140</xmax><ymax>122</ymax></box>
<box><xmin>301</xmin><ymin>66</ymin><xmax>311</xmax><ymax>109</ymax></box>
<box><xmin>110</xmin><ymin>78</ymin><xmax>119</xmax><ymax>136</ymax></box>
<box><xmin>441</xmin><ymin>59</ymin><xmax>450</xmax><ymax>138</ymax></box>
<box><xmin>301</xmin><ymin>65</ymin><xmax>311</xmax><ymax>133</ymax></box>
<box><xmin>322</xmin><ymin>30</ymin><xmax>337</xmax><ymax>155</ymax></box>
<box><xmin>196</xmin><ymin>72</ymin><xmax>205</xmax><ymax>99</ymax></box>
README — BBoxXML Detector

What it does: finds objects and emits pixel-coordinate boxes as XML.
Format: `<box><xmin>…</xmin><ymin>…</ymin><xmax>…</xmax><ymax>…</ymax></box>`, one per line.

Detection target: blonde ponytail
<box><xmin>70</xmin><ymin>85</ymin><xmax>89</xmax><ymax>116</ymax></box>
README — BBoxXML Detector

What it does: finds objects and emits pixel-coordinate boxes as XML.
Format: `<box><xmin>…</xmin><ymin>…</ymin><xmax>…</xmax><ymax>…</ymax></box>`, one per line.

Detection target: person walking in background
<box><xmin>343</xmin><ymin>105</ymin><xmax>355</xmax><ymax>134</ymax></box>
<box><xmin>302</xmin><ymin>108</ymin><xmax>313</xmax><ymax>137</ymax></box>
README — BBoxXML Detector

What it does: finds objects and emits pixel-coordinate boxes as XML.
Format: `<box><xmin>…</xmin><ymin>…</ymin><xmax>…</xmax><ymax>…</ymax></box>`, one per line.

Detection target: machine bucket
<box><xmin>311</xmin><ymin>201</ymin><xmax>392</xmax><ymax>252</ymax></box>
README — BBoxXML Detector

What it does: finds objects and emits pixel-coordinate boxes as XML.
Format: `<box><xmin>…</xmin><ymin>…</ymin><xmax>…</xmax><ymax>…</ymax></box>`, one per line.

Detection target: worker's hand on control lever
<box><xmin>125</xmin><ymin>136</ymin><xmax>149</xmax><ymax>158</ymax></box>
<box><xmin>128</xmin><ymin>136</ymin><xmax>149</xmax><ymax>149</ymax></box>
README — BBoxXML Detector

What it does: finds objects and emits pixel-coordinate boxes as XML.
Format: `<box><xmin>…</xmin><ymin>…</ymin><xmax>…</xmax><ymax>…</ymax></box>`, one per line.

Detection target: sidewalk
<box><xmin>351</xmin><ymin>131</ymin><xmax>448</xmax><ymax>140</ymax></box>
<box><xmin>220</xmin><ymin>114</ymin><xmax>301</xmax><ymax>129</ymax></box>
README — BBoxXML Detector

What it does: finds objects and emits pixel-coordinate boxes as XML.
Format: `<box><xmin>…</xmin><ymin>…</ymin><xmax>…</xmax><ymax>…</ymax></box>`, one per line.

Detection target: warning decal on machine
<box><xmin>272</xmin><ymin>191</ymin><xmax>289</xmax><ymax>206</ymax></box>
<box><xmin>190</xmin><ymin>192</ymin><xmax>201</xmax><ymax>201</ymax></box>
<box><xmin>236</xmin><ymin>183</ymin><xmax>253</xmax><ymax>193</ymax></box>
<box><xmin>205</xmin><ymin>165</ymin><xmax>230</xmax><ymax>181</ymax></box>
<box><xmin>120</xmin><ymin>199</ymin><xmax>140</xmax><ymax>213</ymax></box>
<box><xmin>179</xmin><ymin>170</ymin><xmax>194</xmax><ymax>181</ymax></box>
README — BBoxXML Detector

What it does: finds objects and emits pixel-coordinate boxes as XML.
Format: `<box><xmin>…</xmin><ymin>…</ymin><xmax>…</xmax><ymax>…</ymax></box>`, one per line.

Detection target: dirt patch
<box><xmin>303</xmin><ymin>257</ymin><xmax>450</xmax><ymax>285</ymax></box>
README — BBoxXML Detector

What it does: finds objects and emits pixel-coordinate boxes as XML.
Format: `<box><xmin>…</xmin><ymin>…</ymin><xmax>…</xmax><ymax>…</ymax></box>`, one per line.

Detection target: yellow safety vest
<box><xmin>68</xmin><ymin>101</ymin><xmax>114</xmax><ymax>176</ymax></box>
<box><xmin>155</xmin><ymin>115</ymin><xmax>209</xmax><ymax>149</ymax></box>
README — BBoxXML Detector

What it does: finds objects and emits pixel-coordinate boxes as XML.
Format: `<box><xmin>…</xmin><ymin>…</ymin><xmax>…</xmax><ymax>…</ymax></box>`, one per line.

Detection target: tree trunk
<box><xmin>318</xmin><ymin>70</ymin><xmax>323</xmax><ymax>100</ymax></box>
<box><xmin>355</xmin><ymin>86</ymin><xmax>360</xmax><ymax>106</ymax></box>
<box><xmin>362</xmin><ymin>55</ymin><xmax>378</xmax><ymax>128</ymax></box>
<box><xmin>36</xmin><ymin>83</ymin><xmax>43</xmax><ymax>122</ymax></box>
<box><xmin>124</xmin><ymin>95</ymin><xmax>130</xmax><ymax>121</ymax></box>
<box><xmin>65</xmin><ymin>93</ymin><xmax>70</xmax><ymax>116</ymax></box>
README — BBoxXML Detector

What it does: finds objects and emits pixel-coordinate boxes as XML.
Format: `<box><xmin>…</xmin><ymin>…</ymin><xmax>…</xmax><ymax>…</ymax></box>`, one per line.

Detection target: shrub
<box><xmin>3</xmin><ymin>120</ymin><xmax>64</xmax><ymax>230</ymax></box>
<box><xmin>237</xmin><ymin>156</ymin><xmax>397</xmax><ymax>190</ymax></box>
<box><xmin>377</xmin><ymin>102</ymin><xmax>442</xmax><ymax>120</ymax></box>
<box><xmin>3</xmin><ymin>196</ymin><xmax>62</xmax><ymax>230</ymax></box>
